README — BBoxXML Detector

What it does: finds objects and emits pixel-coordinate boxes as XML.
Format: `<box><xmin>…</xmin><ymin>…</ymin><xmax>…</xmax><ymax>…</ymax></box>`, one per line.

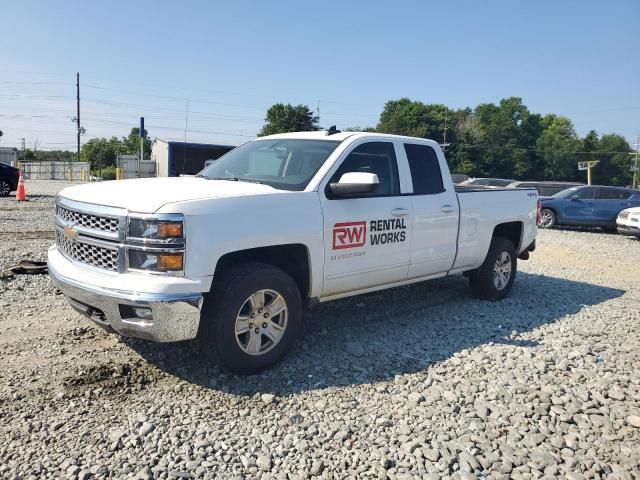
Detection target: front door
<box><xmin>563</xmin><ymin>186</ymin><xmax>596</xmax><ymax>222</ymax></box>
<box><xmin>320</xmin><ymin>140</ymin><xmax>412</xmax><ymax>297</ymax></box>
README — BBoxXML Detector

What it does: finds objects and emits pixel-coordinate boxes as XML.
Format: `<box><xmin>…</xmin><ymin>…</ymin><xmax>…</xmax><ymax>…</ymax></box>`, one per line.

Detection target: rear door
<box><xmin>319</xmin><ymin>140</ymin><xmax>413</xmax><ymax>297</ymax></box>
<box><xmin>592</xmin><ymin>188</ymin><xmax>633</xmax><ymax>223</ymax></box>
<box><xmin>562</xmin><ymin>187</ymin><xmax>596</xmax><ymax>222</ymax></box>
<box><xmin>402</xmin><ymin>142</ymin><xmax>459</xmax><ymax>278</ymax></box>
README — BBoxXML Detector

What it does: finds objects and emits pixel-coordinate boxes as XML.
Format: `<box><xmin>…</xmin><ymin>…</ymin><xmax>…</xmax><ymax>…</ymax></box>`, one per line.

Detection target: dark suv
<box><xmin>0</xmin><ymin>163</ymin><xmax>20</xmax><ymax>197</ymax></box>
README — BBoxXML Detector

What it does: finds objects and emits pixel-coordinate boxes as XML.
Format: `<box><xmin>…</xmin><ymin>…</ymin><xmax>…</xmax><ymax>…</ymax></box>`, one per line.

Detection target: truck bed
<box><xmin>452</xmin><ymin>186</ymin><xmax>538</xmax><ymax>272</ymax></box>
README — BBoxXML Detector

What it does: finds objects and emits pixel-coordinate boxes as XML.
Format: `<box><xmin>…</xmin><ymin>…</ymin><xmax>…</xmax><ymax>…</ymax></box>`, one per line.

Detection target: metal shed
<box><xmin>151</xmin><ymin>139</ymin><xmax>236</xmax><ymax>177</ymax></box>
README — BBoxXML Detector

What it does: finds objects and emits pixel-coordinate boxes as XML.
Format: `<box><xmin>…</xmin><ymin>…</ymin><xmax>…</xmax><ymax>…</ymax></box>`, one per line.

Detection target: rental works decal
<box><xmin>330</xmin><ymin>218</ymin><xmax>407</xmax><ymax>260</ymax></box>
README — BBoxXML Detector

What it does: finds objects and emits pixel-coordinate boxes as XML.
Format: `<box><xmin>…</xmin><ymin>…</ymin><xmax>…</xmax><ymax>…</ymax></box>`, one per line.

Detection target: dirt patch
<box><xmin>62</xmin><ymin>360</ymin><xmax>161</xmax><ymax>396</ymax></box>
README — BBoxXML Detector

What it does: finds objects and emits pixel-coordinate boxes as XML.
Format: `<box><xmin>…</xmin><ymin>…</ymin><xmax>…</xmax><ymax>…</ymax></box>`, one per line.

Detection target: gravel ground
<box><xmin>1</xmin><ymin>181</ymin><xmax>639</xmax><ymax>479</ymax></box>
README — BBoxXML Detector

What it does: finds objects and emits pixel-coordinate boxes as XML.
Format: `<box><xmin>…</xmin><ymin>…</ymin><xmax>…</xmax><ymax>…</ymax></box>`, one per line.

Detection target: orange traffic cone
<box><xmin>15</xmin><ymin>170</ymin><xmax>26</xmax><ymax>201</ymax></box>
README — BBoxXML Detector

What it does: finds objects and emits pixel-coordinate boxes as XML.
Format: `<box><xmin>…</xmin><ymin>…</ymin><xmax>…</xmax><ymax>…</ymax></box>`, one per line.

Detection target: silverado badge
<box><xmin>63</xmin><ymin>225</ymin><xmax>79</xmax><ymax>241</ymax></box>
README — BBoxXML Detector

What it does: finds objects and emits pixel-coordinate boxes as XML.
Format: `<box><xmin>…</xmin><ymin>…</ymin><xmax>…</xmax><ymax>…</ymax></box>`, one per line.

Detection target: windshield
<box><xmin>198</xmin><ymin>139</ymin><xmax>341</xmax><ymax>191</ymax></box>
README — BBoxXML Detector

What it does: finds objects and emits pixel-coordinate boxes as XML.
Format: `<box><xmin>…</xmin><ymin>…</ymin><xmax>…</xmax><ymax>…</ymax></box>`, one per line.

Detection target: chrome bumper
<box><xmin>617</xmin><ymin>224</ymin><xmax>640</xmax><ymax>236</ymax></box>
<box><xmin>48</xmin><ymin>261</ymin><xmax>203</xmax><ymax>342</ymax></box>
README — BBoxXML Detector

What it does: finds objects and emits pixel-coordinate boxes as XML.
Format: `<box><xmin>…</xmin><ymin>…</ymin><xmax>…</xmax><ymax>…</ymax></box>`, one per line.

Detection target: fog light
<box><xmin>133</xmin><ymin>307</ymin><xmax>153</xmax><ymax>320</ymax></box>
<box><xmin>119</xmin><ymin>305</ymin><xmax>153</xmax><ymax>321</ymax></box>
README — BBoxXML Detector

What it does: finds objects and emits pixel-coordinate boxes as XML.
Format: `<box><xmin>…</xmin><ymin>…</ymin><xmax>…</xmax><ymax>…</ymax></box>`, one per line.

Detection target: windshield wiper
<box><xmin>206</xmin><ymin>176</ymin><xmax>264</xmax><ymax>185</ymax></box>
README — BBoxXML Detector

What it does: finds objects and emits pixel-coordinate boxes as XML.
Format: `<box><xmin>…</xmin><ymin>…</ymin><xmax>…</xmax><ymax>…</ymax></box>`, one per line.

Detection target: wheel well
<box><xmin>493</xmin><ymin>221</ymin><xmax>523</xmax><ymax>251</ymax></box>
<box><xmin>541</xmin><ymin>206</ymin><xmax>556</xmax><ymax>215</ymax></box>
<box><xmin>214</xmin><ymin>244</ymin><xmax>311</xmax><ymax>298</ymax></box>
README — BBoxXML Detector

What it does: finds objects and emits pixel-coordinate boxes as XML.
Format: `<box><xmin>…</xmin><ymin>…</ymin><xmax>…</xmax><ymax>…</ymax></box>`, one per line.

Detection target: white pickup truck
<box><xmin>48</xmin><ymin>131</ymin><xmax>538</xmax><ymax>373</ymax></box>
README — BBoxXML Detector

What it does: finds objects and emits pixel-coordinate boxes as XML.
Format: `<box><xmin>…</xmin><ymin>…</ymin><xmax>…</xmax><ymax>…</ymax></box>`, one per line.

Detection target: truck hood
<box><xmin>59</xmin><ymin>177</ymin><xmax>278</xmax><ymax>212</ymax></box>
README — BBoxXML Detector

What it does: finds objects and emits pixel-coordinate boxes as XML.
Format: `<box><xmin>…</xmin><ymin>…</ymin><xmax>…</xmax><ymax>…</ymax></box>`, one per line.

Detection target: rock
<box><xmin>608</xmin><ymin>389</ymin><xmax>625</xmax><ymax>401</ymax></box>
<box><xmin>310</xmin><ymin>460</ymin><xmax>324</xmax><ymax>475</ymax></box>
<box><xmin>407</xmin><ymin>392</ymin><xmax>424</xmax><ymax>406</ymax></box>
<box><xmin>422</xmin><ymin>448</ymin><xmax>440</xmax><ymax>462</ymax></box>
<box><xmin>139</xmin><ymin>422</ymin><xmax>154</xmax><ymax>436</ymax></box>
<box><xmin>626</xmin><ymin>415</ymin><xmax>640</xmax><ymax>428</ymax></box>
<box><xmin>135</xmin><ymin>466</ymin><xmax>154</xmax><ymax>480</ymax></box>
<box><xmin>108</xmin><ymin>428</ymin><xmax>126</xmax><ymax>443</ymax></box>
<box><xmin>261</xmin><ymin>393</ymin><xmax>275</xmax><ymax>405</ymax></box>
<box><xmin>256</xmin><ymin>455</ymin><xmax>272</xmax><ymax>472</ymax></box>
<box><xmin>565</xmin><ymin>473</ymin><xmax>586</xmax><ymax>480</ymax></box>
<box><xmin>345</xmin><ymin>341</ymin><xmax>364</xmax><ymax>356</ymax></box>
<box><xmin>564</xmin><ymin>433</ymin><xmax>579</xmax><ymax>450</ymax></box>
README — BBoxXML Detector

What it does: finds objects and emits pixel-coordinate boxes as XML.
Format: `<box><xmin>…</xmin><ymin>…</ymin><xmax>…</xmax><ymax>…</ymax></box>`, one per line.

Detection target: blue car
<box><xmin>538</xmin><ymin>185</ymin><xmax>640</xmax><ymax>229</ymax></box>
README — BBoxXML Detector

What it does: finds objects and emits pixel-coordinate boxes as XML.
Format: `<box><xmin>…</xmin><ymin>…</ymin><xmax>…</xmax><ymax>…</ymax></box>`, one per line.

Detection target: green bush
<box><xmin>93</xmin><ymin>165</ymin><xmax>116</xmax><ymax>180</ymax></box>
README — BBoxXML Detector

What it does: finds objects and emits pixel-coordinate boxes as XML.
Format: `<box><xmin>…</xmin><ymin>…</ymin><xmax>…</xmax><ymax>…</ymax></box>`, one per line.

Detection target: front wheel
<box><xmin>538</xmin><ymin>208</ymin><xmax>556</xmax><ymax>228</ymax></box>
<box><xmin>469</xmin><ymin>237</ymin><xmax>517</xmax><ymax>301</ymax></box>
<box><xmin>198</xmin><ymin>262</ymin><xmax>302</xmax><ymax>374</ymax></box>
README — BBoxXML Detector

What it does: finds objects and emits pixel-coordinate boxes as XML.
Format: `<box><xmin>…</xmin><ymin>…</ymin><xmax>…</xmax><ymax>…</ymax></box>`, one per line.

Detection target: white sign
<box><xmin>578</xmin><ymin>161</ymin><xmax>599</xmax><ymax>171</ymax></box>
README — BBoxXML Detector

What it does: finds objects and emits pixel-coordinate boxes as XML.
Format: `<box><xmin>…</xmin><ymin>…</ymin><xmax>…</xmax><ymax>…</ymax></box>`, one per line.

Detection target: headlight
<box><xmin>128</xmin><ymin>250</ymin><xmax>184</xmax><ymax>272</ymax></box>
<box><xmin>129</xmin><ymin>218</ymin><xmax>183</xmax><ymax>240</ymax></box>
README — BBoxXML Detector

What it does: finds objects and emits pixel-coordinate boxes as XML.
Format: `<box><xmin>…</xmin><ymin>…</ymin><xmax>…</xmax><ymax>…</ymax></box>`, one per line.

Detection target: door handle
<box><xmin>440</xmin><ymin>204</ymin><xmax>456</xmax><ymax>214</ymax></box>
<box><xmin>391</xmin><ymin>208</ymin><xmax>409</xmax><ymax>217</ymax></box>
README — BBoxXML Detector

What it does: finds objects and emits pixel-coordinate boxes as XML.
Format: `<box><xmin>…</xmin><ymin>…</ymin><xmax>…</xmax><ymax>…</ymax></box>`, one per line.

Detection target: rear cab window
<box><xmin>403</xmin><ymin>143</ymin><xmax>444</xmax><ymax>195</ymax></box>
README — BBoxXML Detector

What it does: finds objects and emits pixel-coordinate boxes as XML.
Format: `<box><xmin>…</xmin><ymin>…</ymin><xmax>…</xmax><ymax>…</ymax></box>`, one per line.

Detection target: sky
<box><xmin>1</xmin><ymin>0</ymin><xmax>639</xmax><ymax>151</ymax></box>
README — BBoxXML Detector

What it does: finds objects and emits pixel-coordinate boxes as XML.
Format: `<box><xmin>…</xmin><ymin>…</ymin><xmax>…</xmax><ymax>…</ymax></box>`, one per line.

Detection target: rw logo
<box><xmin>332</xmin><ymin>222</ymin><xmax>366</xmax><ymax>250</ymax></box>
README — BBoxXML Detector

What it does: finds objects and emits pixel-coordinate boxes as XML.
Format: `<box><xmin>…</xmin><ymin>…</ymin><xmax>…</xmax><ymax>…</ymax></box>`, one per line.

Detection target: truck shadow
<box><xmin>126</xmin><ymin>271</ymin><xmax>624</xmax><ymax>395</ymax></box>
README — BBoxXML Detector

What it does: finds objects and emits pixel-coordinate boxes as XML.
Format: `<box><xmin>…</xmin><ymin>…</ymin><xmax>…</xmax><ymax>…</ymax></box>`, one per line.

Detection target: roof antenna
<box><xmin>326</xmin><ymin>125</ymin><xmax>341</xmax><ymax>136</ymax></box>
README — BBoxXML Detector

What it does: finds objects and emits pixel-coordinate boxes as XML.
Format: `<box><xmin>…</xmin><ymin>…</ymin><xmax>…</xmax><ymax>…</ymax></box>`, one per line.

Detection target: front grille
<box><xmin>55</xmin><ymin>230</ymin><xmax>119</xmax><ymax>272</ymax></box>
<box><xmin>56</xmin><ymin>205</ymin><xmax>119</xmax><ymax>233</ymax></box>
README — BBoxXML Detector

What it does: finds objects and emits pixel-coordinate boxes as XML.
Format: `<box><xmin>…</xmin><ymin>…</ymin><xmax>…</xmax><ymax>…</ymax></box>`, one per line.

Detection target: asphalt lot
<box><xmin>1</xmin><ymin>181</ymin><xmax>639</xmax><ymax>479</ymax></box>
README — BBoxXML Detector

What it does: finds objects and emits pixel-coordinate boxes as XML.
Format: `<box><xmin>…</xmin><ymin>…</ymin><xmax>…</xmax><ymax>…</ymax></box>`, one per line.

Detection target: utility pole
<box><xmin>20</xmin><ymin>138</ymin><xmax>25</xmax><ymax>160</ymax></box>
<box><xmin>98</xmin><ymin>143</ymin><xmax>102</xmax><ymax>180</ymax></box>
<box><xmin>633</xmin><ymin>136</ymin><xmax>639</xmax><ymax>189</ymax></box>
<box><xmin>76</xmin><ymin>72</ymin><xmax>80</xmax><ymax>163</ymax></box>
<box><xmin>183</xmin><ymin>100</ymin><xmax>189</xmax><ymax>173</ymax></box>
<box><xmin>441</xmin><ymin>107</ymin><xmax>451</xmax><ymax>151</ymax></box>
<box><xmin>317</xmin><ymin>100</ymin><xmax>321</xmax><ymax>127</ymax></box>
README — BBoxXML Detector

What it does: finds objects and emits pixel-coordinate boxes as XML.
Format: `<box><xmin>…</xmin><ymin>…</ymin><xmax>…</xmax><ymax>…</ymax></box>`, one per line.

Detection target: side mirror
<box><xmin>570</xmin><ymin>195</ymin><xmax>579</xmax><ymax>201</ymax></box>
<box><xmin>330</xmin><ymin>172</ymin><xmax>379</xmax><ymax>197</ymax></box>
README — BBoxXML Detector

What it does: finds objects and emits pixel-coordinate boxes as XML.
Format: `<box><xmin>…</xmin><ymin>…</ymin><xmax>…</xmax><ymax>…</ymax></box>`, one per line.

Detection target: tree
<box><xmin>376</xmin><ymin>98</ymin><xmax>449</xmax><ymax>142</ymax></box>
<box><xmin>593</xmin><ymin>134</ymin><xmax>632</xmax><ymax>186</ymax></box>
<box><xmin>536</xmin><ymin>115</ymin><xmax>581</xmax><ymax>181</ymax></box>
<box><xmin>259</xmin><ymin>104</ymin><xmax>318</xmax><ymax>136</ymax></box>
<box><xmin>80</xmin><ymin>137</ymin><xmax>121</xmax><ymax>171</ymax></box>
<box><xmin>122</xmin><ymin>127</ymin><xmax>152</xmax><ymax>159</ymax></box>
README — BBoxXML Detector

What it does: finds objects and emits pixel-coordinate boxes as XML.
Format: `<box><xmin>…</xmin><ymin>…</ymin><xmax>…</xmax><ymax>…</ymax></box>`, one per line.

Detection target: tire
<box><xmin>469</xmin><ymin>237</ymin><xmax>517</xmax><ymax>301</ymax></box>
<box><xmin>0</xmin><ymin>180</ymin><xmax>11</xmax><ymax>197</ymax></box>
<box><xmin>198</xmin><ymin>262</ymin><xmax>302</xmax><ymax>374</ymax></box>
<box><xmin>538</xmin><ymin>208</ymin><xmax>556</xmax><ymax>228</ymax></box>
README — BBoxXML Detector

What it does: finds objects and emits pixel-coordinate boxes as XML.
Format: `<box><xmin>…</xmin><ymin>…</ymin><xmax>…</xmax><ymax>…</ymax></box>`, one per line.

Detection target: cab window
<box><xmin>327</xmin><ymin>142</ymin><xmax>400</xmax><ymax>197</ymax></box>
<box><xmin>404</xmin><ymin>143</ymin><xmax>444</xmax><ymax>195</ymax></box>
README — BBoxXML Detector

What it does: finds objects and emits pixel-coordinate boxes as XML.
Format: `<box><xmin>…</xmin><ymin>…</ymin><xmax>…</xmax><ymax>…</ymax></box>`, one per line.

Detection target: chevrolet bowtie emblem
<box><xmin>63</xmin><ymin>225</ymin><xmax>78</xmax><ymax>241</ymax></box>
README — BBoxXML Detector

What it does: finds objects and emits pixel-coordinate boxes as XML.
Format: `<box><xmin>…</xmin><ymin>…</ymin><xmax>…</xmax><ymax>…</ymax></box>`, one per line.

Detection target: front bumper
<box><xmin>48</xmin><ymin>256</ymin><xmax>203</xmax><ymax>342</ymax></box>
<box><xmin>617</xmin><ymin>222</ymin><xmax>640</xmax><ymax>236</ymax></box>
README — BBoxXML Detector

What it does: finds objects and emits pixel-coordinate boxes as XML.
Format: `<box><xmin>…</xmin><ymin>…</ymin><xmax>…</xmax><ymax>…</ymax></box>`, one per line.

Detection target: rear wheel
<box><xmin>538</xmin><ymin>208</ymin><xmax>556</xmax><ymax>228</ymax></box>
<box><xmin>469</xmin><ymin>237</ymin><xmax>517</xmax><ymax>301</ymax></box>
<box><xmin>198</xmin><ymin>262</ymin><xmax>302</xmax><ymax>374</ymax></box>
<box><xmin>0</xmin><ymin>180</ymin><xmax>11</xmax><ymax>197</ymax></box>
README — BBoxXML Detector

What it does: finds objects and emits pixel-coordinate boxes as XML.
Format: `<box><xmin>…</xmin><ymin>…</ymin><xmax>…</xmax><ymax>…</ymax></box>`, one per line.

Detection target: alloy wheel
<box><xmin>234</xmin><ymin>289</ymin><xmax>288</xmax><ymax>356</ymax></box>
